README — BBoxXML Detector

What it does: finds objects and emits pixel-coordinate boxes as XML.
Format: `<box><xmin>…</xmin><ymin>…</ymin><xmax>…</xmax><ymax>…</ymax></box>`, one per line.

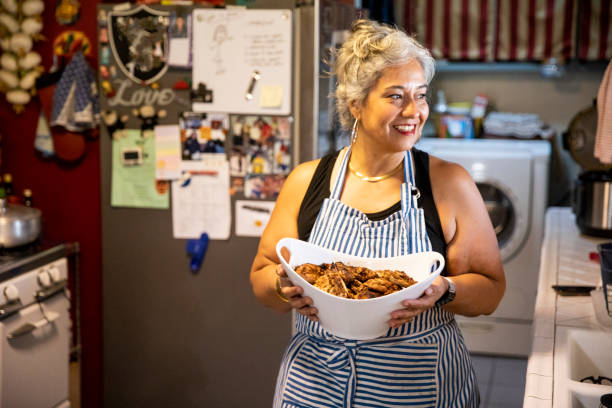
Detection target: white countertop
<box><xmin>524</xmin><ymin>207</ymin><xmax>612</xmax><ymax>408</ymax></box>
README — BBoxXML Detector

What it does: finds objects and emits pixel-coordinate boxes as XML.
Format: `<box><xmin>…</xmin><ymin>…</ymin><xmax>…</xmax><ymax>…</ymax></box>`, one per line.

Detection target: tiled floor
<box><xmin>471</xmin><ymin>354</ymin><xmax>528</xmax><ymax>408</ymax></box>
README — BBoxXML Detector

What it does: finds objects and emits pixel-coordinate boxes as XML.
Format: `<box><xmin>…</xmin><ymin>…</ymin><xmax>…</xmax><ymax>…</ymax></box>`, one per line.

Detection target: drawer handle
<box><xmin>7</xmin><ymin>311</ymin><xmax>59</xmax><ymax>339</ymax></box>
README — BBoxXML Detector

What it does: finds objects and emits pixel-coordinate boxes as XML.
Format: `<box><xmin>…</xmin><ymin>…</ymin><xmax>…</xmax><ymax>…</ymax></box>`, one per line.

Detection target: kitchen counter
<box><xmin>524</xmin><ymin>207</ymin><xmax>612</xmax><ymax>407</ymax></box>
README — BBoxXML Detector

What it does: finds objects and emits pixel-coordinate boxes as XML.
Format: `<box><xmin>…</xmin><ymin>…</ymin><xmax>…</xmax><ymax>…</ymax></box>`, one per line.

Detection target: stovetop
<box><xmin>0</xmin><ymin>241</ymin><xmax>54</xmax><ymax>263</ymax></box>
<box><xmin>0</xmin><ymin>241</ymin><xmax>69</xmax><ymax>281</ymax></box>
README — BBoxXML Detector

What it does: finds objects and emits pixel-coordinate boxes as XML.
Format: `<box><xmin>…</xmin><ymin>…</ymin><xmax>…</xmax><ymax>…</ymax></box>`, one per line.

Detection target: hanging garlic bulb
<box><xmin>0</xmin><ymin>38</ymin><xmax>10</xmax><ymax>51</ymax></box>
<box><xmin>19</xmin><ymin>69</ymin><xmax>38</xmax><ymax>89</ymax></box>
<box><xmin>0</xmin><ymin>69</ymin><xmax>18</xmax><ymax>88</ymax></box>
<box><xmin>6</xmin><ymin>89</ymin><xmax>31</xmax><ymax>113</ymax></box>
<box><xmin>9</xmin><ymin>32</ymin><xmax>32</xmax><ymax>54</ymax></box>
<box><xmin>19</xmin><ymin>50</ymin><xmax>40</xmax><ymax>69</ymax></box>
<box><xmin>20</xmin><ymin>18</ymin><xmax>42</xmax><ymax>36</ymax></box>
<box><xmin>0</xmin><ymin>13</ymin><xmax>19</xmax><ymax>33</ymax></box>
<box><xmin>19</xmin><ymin>71</ymin><xmax>40</xmax><ymax>89</ymax></box>
<box><xmin>0</xmin><ymin>52</ymin><xmax>17</xmax><ymax>71</ymax></box>
<box><xmin>0</xmin><ymin>0</ymin><xmax>18</xmax><ymax>14</ymax></box>
<box><xmin>21</xmin><ymin>0</ymin><xmax>44</xmax><ymax>17</ymax></box>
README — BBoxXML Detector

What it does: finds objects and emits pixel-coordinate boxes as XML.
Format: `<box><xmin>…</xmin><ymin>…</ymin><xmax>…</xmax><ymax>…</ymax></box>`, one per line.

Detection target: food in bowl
<box><xmin>295</xmin><ymin>262</ymin><xmax>417</xmax><ymax>299</ymax></box>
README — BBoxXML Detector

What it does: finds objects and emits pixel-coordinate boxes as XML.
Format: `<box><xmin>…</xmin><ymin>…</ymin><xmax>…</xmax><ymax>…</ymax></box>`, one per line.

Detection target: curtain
<box><xmin>577</xmin><ymin>0</ymin><xmax>612</xmax><ymax>61</ymax></box>
<box><xmin>398</xmin><ymin>0</ymin><xmax>612</xmax><ymax>62</ymax></box>
<box><xmin>403</xmin><ymin>0</ymin><xmax>496</xmax><ymax>61</ymax></box>
<box><xmin>495</xmin><ymin>0</ymin><xmax>576</xmax><ymax>62</ymax></box>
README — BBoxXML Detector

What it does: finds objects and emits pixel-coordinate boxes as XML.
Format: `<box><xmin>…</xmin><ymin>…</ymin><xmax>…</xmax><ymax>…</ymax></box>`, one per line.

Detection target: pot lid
<box><xmin>0</xmin><ymin>199</ymin><xmax>41</xmax><ymax>220</ymax></box>
<box><xmin>566</xmin><ymin>104</ymin><xmax>612</xmax><ymax>171</ymax></box>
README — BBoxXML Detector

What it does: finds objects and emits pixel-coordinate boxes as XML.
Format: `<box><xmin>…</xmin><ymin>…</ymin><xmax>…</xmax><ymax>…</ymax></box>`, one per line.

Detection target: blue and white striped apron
<box><xmin>274</xmin><ymin>148</ymin><xmax>480</xmax><ymax>408</ymax></box>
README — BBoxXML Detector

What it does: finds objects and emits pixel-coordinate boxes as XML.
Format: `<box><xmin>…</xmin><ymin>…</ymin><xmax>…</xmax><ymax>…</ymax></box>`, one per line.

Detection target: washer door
<box><xmin>477</xmin><ymin>181</ymin><xmax>524</xmax><ymax>261</ymax></box>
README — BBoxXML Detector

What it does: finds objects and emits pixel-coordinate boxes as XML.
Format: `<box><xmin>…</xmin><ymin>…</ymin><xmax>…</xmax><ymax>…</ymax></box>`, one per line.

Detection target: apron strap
<box><xmin>403</xmin><ymin>149</ymin><xmax>414</xmax><ymax>185</ymax></box>
<box><xmin>330</xmin><ymin>147</ymin><xmax>352</xmax><ymax>200</ymax></box>
<box><xmin>401</xmin><ymin>150</ymin><xmax>419</xmax><ymax>215</ymax></box>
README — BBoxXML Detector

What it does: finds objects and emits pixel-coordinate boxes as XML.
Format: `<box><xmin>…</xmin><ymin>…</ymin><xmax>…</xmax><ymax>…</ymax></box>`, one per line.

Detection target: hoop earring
<box><xmin>351</xmin><ymin>118</ymin><xmax>358</xmax><ymax>144</ymax></box>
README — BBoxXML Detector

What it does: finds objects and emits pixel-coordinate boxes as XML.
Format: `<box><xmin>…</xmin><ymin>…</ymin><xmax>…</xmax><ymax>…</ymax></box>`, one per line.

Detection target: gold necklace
<box><xmin>348</xmin><ymin>160</ymin><xmax>403</xmax><ymax>182</ymax></box>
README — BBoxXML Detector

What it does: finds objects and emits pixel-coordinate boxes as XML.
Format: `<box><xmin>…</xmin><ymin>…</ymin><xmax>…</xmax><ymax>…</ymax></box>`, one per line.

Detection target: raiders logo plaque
<box><xmin>107</xmin><ymin>5</ymin><xmax>170</xmax><ymax>85</ymax></box>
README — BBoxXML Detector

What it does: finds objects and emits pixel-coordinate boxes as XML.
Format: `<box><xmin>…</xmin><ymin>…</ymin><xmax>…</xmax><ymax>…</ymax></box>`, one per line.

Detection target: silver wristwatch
<box><xmin>436</xmin><ymin>276</ymin><xmax>456</xmax><ymax>306</ymax></box>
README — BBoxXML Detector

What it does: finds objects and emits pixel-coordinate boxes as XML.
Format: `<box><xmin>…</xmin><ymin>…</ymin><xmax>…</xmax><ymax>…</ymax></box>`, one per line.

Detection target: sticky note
<box><xmin>260</xmin><ymin>85</ymin><xmax>283</xmax><ymax>108</ymax></box>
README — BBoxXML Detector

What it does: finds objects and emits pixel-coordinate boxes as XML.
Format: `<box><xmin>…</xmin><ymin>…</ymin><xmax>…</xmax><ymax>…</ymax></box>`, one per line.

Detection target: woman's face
<box><xmin>353</xmin><ymin>59</ymin><xmax>429</xmax><ymax>152</ymax></box>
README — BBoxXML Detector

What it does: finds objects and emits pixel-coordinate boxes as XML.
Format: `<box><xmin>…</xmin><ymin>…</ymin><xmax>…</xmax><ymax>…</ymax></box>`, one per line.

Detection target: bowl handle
<box><xmin>426</xmin><ymin>251</ymin><xmax>446</xmax><ymax>276</ymax></box>
<box><xmin>275</xmin><ymin>237</ymin><xmax>295</xmax><ymax>268</ymax></box>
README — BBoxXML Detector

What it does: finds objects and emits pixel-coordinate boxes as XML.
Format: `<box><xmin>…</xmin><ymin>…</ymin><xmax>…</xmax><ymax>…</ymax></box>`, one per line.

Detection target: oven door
<box><xmin>0</xmin><ymin>293</ymin><xmax>70</xmax><ymax>408</ymax></box>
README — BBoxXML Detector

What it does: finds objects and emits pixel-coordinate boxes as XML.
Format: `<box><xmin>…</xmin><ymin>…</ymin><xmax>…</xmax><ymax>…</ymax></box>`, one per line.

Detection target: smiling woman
<box><xmin>250</xmin><ymin>18</ymin><xmax>505</xmax><ymax>408</ymax></box>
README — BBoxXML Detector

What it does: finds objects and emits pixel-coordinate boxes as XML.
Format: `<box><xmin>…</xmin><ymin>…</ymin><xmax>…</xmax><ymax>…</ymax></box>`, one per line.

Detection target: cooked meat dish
<box><xmin>294</xmin><ymin>262</ymin><xmax>417</xmax><ymax>299</ymax></box>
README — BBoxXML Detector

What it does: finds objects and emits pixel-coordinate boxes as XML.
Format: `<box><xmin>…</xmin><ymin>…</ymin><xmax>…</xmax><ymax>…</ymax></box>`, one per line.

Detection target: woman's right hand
<box><xmin>276</xmin><ymin>265</ymin><xmax>318</xmax><ymax>322</ymax></box>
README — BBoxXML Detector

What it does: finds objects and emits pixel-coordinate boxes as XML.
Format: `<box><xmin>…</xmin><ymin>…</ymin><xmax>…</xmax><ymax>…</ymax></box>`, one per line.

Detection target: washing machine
<box><xmin>416</xmin><ymin>138</ymin><xmax>551</xmax><ymax>357</ymax></box>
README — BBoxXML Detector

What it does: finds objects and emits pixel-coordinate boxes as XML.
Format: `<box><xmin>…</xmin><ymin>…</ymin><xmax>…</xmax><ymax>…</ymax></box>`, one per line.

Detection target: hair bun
<box><xmin>350</xmin><ymin>19</ymin><xmax>395</xmax><ymax>59</ymax></box>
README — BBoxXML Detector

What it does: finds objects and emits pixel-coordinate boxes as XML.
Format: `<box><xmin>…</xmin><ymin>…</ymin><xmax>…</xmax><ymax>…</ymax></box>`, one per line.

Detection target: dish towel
<box><xmin>594</xmin><ymin>59</ymin><xmax>612</xmax><ymax>163</ymax></box>
<box><xmin>51</xmin><ymin>51</ymin><xmax>100</xmax><ymax>132</ymax></box>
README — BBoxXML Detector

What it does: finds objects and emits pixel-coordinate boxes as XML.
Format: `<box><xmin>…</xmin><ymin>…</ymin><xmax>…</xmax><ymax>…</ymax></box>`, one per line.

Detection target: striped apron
<box><xmin>273</xmin><ymin>148</ymin><xmax>480</xmax><ymax>408</ymax></box>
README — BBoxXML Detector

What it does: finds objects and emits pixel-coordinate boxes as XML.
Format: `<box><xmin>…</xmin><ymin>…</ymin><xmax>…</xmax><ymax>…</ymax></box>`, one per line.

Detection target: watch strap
<box><xmin>436</xmin><ymin>276</ymin><xmax>456</xmax><ymax>306</ymax></box>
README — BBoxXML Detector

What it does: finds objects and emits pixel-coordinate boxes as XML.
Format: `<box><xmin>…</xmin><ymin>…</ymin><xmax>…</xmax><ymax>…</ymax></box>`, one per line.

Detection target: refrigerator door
<box><xmin>101</xmin><ymin>2</ymin><xmax>355</xmax><ymax>407</ymax></box>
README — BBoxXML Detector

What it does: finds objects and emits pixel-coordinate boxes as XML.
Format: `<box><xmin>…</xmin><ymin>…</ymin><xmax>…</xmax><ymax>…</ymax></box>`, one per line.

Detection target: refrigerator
<box><xmin>100</xmin><ymin>1</ymin><xmax>357</xmax><ymax>406</ymax></box>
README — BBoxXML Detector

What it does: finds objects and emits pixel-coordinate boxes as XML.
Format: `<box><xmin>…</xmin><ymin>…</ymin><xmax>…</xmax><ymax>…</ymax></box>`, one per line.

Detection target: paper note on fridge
<box><xmin>171</xmin><ymin>160</ymin><xmax>231</xmax><ymax>240</ymax></box>
<box><xmin>111</xmin><ymin>129</ymin><xmax>169</xmax><ymax>209</ymax></box>
<box><xmin>260</xmin><ymin>85</ymin><xmax>282</xmax><ymax>108</ymax></box>
<box><xmin>168</xmin><ymin>37</ymin><xmax>190</xmax><ymax>67</ymax></box>
<box><xmin>235</xmin><ymin>200</ymin><xmax>275</xmax><ymax>237</ymax></box>
<box><xmin>154</xmin><ymin>125</ymin><xmax>181</xmax><ymax>180</ymax></box>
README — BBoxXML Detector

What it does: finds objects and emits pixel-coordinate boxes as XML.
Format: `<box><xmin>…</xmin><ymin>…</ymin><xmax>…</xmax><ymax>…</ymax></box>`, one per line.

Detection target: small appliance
<box><xmin>564</xmin><ymin>102</ymin><xmax>612</xmax><ymax>237</ymax></box>
<box><xmin>574</xmin><ymin>171</ymin><xmax>612</xmax><ymax>237</ymax></box>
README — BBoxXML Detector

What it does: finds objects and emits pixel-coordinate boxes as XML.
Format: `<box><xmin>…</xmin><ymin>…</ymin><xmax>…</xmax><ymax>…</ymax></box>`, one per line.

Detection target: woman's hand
<box><xmin>277</xmin><ymin>265</ymin><xmax>319</xmax><ymax>322</ymax></box>
<box><xmin>388</xmin><ymin>276</ymin><xmax>448</xmax><ymax>328</ymax></box>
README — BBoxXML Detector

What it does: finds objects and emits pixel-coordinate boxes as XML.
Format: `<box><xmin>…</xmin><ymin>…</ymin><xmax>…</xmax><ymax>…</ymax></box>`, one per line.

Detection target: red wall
<box><xmin>0</xmin><ymin>3</ymin><xmax>103</xmax><ymax>407</ymax></box>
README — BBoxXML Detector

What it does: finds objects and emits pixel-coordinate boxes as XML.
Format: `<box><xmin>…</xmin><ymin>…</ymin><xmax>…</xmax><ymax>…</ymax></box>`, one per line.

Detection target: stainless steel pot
<box><xmin>573</xmin><ymin>171</ymin><xmax>612</xmax><ymax>237</ymax></box>
<box><xmin>0</xmin><ymin>199</ymin><xmax>41</xmax><ymax>248</ymax></box>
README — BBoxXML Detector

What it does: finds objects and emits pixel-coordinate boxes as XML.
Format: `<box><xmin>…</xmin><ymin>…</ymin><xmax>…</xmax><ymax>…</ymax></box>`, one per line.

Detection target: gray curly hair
<box><xmin>333</xmin><ymin>19</ymin><xmax>435</xmax><ymax>130</ymax></box>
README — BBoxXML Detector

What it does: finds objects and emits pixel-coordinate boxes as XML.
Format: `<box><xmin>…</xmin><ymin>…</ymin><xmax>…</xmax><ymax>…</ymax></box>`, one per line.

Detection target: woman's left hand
<box><xmin>388</xmin><ymin>276</ymin><xmax>449</xmax><ymax>328</ymax></box>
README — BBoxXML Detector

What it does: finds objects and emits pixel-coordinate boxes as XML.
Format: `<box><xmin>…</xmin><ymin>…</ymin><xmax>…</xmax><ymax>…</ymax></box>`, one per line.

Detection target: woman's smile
<box><xmin>392</xmin><ymin>123</ymin><xmax>418</xmax><ymax>136</ymax></box>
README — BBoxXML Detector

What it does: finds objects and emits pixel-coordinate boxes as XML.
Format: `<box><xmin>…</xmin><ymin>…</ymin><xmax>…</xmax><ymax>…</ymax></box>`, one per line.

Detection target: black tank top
<box><xmin>297</xmin><ymin>148</ymin><xmax>447</xmax><ymax>259</ymax></box>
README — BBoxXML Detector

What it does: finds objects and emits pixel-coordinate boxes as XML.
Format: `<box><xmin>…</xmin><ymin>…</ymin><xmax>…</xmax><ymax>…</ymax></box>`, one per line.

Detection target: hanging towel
<box><xmin>594</xmin><ymin>60</ymin><xmax>612</xmax><ymax>163</ymax></box>
<box><xmin>34</xmin><ymin>110</ymin><xmax>54</xmax><ymax>157</ymax></box>
<box><xmin>51</xmin><ymin>51</ymin><xmax>100</xmax><ymax>132</ymax></box>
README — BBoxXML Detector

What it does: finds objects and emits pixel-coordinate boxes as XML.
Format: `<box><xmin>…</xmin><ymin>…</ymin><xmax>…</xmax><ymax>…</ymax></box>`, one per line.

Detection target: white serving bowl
<box><xmin>276</xmin><ymin>237</ymin><xmax>445</xmax><ymax>340</ymax></box>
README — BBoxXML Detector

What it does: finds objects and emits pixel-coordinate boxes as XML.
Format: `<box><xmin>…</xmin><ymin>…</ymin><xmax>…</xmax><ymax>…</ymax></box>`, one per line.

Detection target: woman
<box><xmin>250</xmin><ymin>19</ymin><xmax>505</xmax><ymax>408</ymax></box>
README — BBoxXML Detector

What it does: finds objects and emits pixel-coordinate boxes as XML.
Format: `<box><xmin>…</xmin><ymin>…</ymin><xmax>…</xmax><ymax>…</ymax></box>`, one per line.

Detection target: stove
<box><xmin>0</xmin><ymin>243</ymin><xmax>71</xmax><ymax>407</ymax></box>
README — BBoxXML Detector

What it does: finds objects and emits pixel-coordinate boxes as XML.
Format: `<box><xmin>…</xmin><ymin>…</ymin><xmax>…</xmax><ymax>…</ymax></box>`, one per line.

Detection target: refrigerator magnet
<box><xmin>120</xmin><ymin>147</ymin><xmax>143</xmax><ymax>166</ymax></box>
<box><xmin>245</xmin><ymin>70</ymin><xmax>260</xmax><ymax>101</ymax></box>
